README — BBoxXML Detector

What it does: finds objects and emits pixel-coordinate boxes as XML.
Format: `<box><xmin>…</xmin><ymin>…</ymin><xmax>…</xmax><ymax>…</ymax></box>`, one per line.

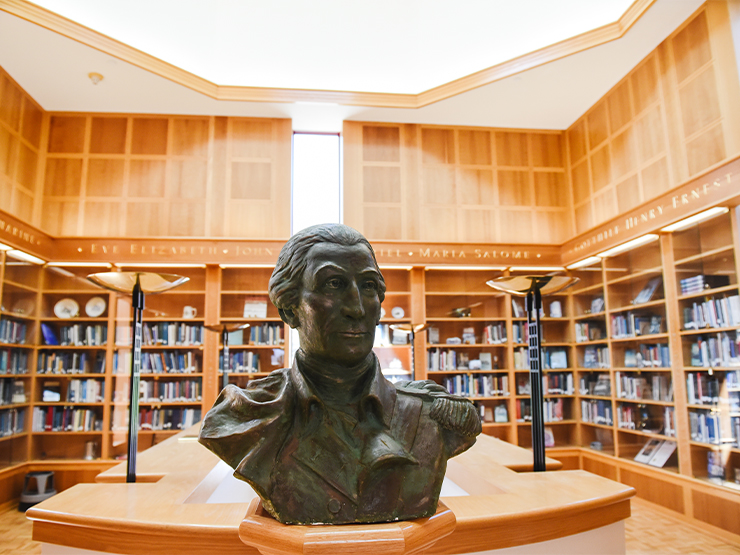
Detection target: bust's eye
<box><xmin>325</xmin><ymin>277</ymin><xmax>343</xmax><ymax>290</ymax></box>
<box><xmin>362</xmin><ymin>280</ymin><xmax>379</xmax><ymax>291</ymax></box>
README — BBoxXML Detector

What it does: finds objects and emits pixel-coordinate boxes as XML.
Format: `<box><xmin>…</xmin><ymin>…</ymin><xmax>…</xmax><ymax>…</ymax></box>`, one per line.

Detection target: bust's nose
<box><xmin>341</xmin><ymin>281</ymin><xmax>365</xmax><ymax>319</ymax></box>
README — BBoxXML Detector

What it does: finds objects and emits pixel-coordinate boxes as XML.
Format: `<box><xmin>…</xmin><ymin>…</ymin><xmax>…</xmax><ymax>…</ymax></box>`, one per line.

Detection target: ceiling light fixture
<box><xmin>114</xmin><ymin>263</ymin><xmax>205</xmax><ymax>268</ymax></box>
<box><xmin>0</xmin><ymin>242</ymin><xmax>12</xmax><ymax>251</ymax></box>
<box><xmin>660</xmin><ymin>207</ymin><xmax>729</xmax><ymax>233</ymax></box>
<box><xmin>424</xmin><ymin>265</ymin><xmax>508</xmax><ymax>271</ymax></box>
<box><xmin>88</xmin><ymin>72</ymin><xmax>104</xmax><ymax>85</ymax></box>
<box><xmin>566</xmin><ymin>256</ymin><xmax>602</xmax><ymax>270</ymax></box>
<box><xmin>596</xmin><ymin>234</ymin><xmax>659</xmax><ymax>258</ymax></box>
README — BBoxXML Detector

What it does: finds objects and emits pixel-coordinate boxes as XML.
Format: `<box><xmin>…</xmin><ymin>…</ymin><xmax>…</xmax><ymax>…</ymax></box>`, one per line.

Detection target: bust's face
<box><xmin>291</xmin><ymin>242</ymin><xmax>382</xmax><ymax>367</ymax></box>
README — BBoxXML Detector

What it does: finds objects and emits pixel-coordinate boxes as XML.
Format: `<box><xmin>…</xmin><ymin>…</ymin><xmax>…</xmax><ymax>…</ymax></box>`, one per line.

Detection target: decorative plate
<box><xmin>85</xmin><ymin>296</ymin><xmax>107</xmax><ymax>318</ymax></box>
<box><xmin>54</xmin><ymin>298</ymin><xmax>80</xmax><ymax>319</ymax></box>
<box><xmin>380</xmin><ymin>307</ymin><xmax>386</xmax><ymax>319</ymax></box>
<box><xmin>391</xmin><ymin>306</ymin><xmax>405</xmax><ymax>319</ymax></box>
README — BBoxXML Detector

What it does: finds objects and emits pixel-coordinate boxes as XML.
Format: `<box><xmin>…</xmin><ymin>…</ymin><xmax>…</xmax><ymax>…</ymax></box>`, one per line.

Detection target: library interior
<box><xmin>2</xmin><ymin>1</ymin><xmax>740</xmax><ymax>553</ymax></box>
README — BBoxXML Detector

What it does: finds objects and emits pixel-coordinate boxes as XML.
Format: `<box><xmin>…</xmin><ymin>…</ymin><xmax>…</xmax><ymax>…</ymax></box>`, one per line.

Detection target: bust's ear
<box><xmin>279</xmin><ymin>308</ymin><xmax>300</xmax><ymax>329</ymax></box>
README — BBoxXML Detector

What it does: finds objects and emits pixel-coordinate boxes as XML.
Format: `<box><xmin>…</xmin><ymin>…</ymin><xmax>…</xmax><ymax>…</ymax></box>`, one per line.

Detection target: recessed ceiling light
<box><xmin>596</xmin><ymin>234</ymin><xmax>659</xmax><ymax>258</ymax></box>
<box><xmin>660</xmin><ymin>207</ymin><xmax>729</xmax><ymax>232</ymax></box>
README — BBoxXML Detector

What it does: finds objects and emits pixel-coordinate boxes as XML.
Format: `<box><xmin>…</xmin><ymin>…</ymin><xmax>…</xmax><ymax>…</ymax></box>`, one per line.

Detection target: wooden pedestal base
<box><xmin>239</xmin><ymin>497</ymin><xmax>457</xmax><ymax>555</ymax></box>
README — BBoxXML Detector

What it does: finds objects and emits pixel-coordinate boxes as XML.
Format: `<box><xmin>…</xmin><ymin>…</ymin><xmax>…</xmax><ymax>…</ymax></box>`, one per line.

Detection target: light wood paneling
<box><xmin>36</xmin><ymin>114</ymin><xmax>290</xmax><ymax>238</ymax></box>
<box><xmin>0</xmin><ymin>67</ymin><xmax>44</xmax><ymax>228</ymax></box>
<box><xmin>566</xmin><ymin>4</ymin><xmax>740</xmax><ymax>234</ymax></box>
<box><xmin>345</xmin><ymin>123</ymin><xmax>570</xmax><ymax>244</ymax></box>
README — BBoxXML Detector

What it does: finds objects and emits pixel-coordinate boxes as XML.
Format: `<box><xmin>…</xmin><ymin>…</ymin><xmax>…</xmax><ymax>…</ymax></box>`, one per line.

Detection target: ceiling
<box><xmin>0</xmin><ymin>0</ymin><xmax>705</xmax><ymax>132</ymax></box>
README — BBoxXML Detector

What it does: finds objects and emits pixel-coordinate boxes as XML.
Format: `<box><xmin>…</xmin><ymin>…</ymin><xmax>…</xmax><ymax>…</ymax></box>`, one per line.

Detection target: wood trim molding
<box><xmin>561</xmin><ymin>154</ymin><xmax>740</xmax><ymax>265</ymax></box>
<box><xmin>1</xmin><ymin>0</ymin><xmax>654</xmax><ymax>108</ymax></box>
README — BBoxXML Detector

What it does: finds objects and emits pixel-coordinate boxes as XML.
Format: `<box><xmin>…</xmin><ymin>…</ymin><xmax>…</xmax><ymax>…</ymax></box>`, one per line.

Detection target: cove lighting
<box><xmin>508</xmin><ymin>266</ymin><xmax>565</xmax><ymax>272</ymax></box>
<box><xmin>660</xmin><ymin>207</ymin><xmax>729</xmax><ymax>232</ymax></box>
<box><xmin>378</xmin><ymin>265</ymin><xmax>413</xmax><ymax>270</ymax></box>
<box><xmin>0</xmin><ymin>242</ymin><xmax>11</xmax><ymax>251</ymax></box>
<box><xmin>218</xmin><ymin>264</ymin><xmax>275</xmax><ymax>268</ymax></box>
<box><xmin>424</xmin><ymin>265</ymin><xmax>507</xmax><ymax>271</ymax></box>
<box><xmin>566</xmin><ymin>256</ymin><xmax>602</xmax><ymax>270</ymax></box>
<box><xmin>596</xmin><ymin>234</ymin><xmax>658</xmax><ymax>258</ymax></box>
<box><xmin>114</xmin><ymin>263</ymin><xmax>205</xmax><ymax>268</ymax></box>
<box><xmin>48</xmin><ymin>262</ymin><xmax>113</xmax><ymax>268</ymax></box>
<box><xmin>7</xmin><ymin>250</ymin><xmax>45</xmax><ymax>264</ymax></box>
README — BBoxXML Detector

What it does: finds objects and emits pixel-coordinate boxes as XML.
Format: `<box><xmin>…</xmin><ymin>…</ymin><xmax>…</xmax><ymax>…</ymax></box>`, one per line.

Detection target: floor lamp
<box><xmin>486</xmin><ymin>275</ymin><xmax>578</xmax><ymax>471</ymax></box>
<box><xmin>204</xmin><ymin>323</ymin><xmax>250</xmax><ymax>389</ymax></box>
<box><xmin>87</xmin><ymin>271</ymin><xmax>189</xmax><ymax>483</ymax></box>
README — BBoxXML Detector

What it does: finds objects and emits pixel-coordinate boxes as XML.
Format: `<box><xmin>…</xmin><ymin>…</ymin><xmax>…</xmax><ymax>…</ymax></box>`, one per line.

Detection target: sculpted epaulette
<box><xmin>396</xmin><ymin>380</ymin><xmax>482</xmax><ymax>437</ymax></box>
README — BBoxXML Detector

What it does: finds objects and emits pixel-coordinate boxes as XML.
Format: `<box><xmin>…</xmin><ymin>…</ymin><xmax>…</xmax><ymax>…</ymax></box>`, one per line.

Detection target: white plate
<box><xmin>391</xmin><ymin>306</ymin><xmax>405</xmax><ymax>319</ymax></box>
<box><xmin>85</xmin><ymin>296</ymin><xmax>107</xmax><ymax>317</ymax></box>
<box><xmin>54</xmin><ymin>298</ymin><xmax>79</xmax><ymax>319</ymax></box>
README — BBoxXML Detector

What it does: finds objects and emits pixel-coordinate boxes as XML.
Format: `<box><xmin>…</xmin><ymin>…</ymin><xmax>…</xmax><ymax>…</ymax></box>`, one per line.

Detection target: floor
<box><xmin>1</xmin><ymin>498</ymin><xmax>739</xmax><ymax>555</ymax></box>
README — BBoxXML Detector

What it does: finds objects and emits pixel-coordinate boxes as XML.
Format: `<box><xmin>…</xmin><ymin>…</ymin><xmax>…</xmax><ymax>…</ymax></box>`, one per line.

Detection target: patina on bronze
<box><xmin>199</xmin><ymin>224</ymin><xmax>481</xmax><ymax>525</ymax></box>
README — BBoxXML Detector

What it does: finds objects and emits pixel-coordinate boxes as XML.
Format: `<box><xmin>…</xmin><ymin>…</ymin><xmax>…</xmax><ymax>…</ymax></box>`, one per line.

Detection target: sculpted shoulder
<box><xmin>396</xmin><ymin>379</ymin><xmax>482</xmax><ymax>439</ymax></box>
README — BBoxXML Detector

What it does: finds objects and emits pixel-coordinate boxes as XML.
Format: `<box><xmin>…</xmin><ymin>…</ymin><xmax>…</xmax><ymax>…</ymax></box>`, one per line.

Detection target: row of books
<box><xmin>686</xmin><ymin>372</ymin><xmax>720</xmax><ymax>406</ymax></box>
<box><xmin>114</xmin><ymin>351</ymin><xmax>200</xmax><ymax>374</ymax></box>
<box><xmin>580</xmin><ymin>373</ymin><xmax>611</xmax><ymax>396</ymax></box>
<box><xmin>689</xmin><ymin>332</ymin><xmax>740</xmax><ymax>367</ymax></box>
<box><xmin>616</xmin><ymin>404</ymin><xmax>675</xmax><ymax>437</ymax></box>
<box><xmin>611</xmin><ymin>313</ymin><xmax>662</xmax><ymax>339</ymax></box>
<box><xmin>516</xmin><ymin>372</ymin><xmax>574</xmax><ymax>395</ymax></box>
<box><xmin>0</xmin><ymin>318</ymin><xmax>27</xmax><ymax>344</ymax></box>
<box><xmin>543</xmin><ymin>348</ymin><xmax>568</xmax><ymax>370</ymax></box>
<box><xmin>115</xmin><ymin>323</ymin><xmax>204</xmax><ymax>347</ymax></box>
<box><xmin>0</xmin><ymin>379</ymin><xmax>25</xmax><ymax>405</ymax></box>
<box><xmin>441</xmin><ymin>373</ymin><xmax>509</xmax><ymax>398</ymax></box>
<box><xmin>515</xmin><ymin>398</ymin><xmax>565</xmax><ymax>422</ymax></box>
<box><xmin>428</xmin><ymin>349</ymin><xmax>499</xmax><ymax>371</ymax></box>
<box><xmin>689</xmin><ymin>410</ymin><xmax>723</xmax><ymax>444</ymax></box>
<box><xmin>623</xmin><ymin>344</ymin><xmax>671</xmax><ymax>368</ymax></box>
<box><xmin>0</xmin><ymin>349</ymin><xmax>29</xmax><ymax>374</ymax></box>
<box><xmin>683</xmin><ymin>294</ymin><xmax>740</xmax><ymax>330</ymax></box>
<box><xmin>679</xmin><ymin>274</ymin><xmax>730</xmax><ymax>295</ymax></box>
<box><xmin>483</xmin><ymin>323</ymin><xmax>507</xmax><ymax>344</ymax></box>
<box><xmin>474</xmin><ymin>402</ymin><xmax>508</xmax><ymax>423</ymax></box>
<box><xmin>581</xmin><ymin>399</ymin><xmax>613</xmax><ymax>425</ymax></box>
<box><xmin>66</xmin><ymin>379</ymin><xmax>104</xmax><ymax>403</ymax></box>
<box><xmin>113</xmin><ymin>407</ymin><xmax>201</xmax><ymax>431</ymax></box>
<box><xmin>575</xmin><ymin>322</ymin><xmax>606</xmax><ymax>343</ymax></box>
<box><xmin>42</xmin><ymin>323</ymin><xmax>107</xmax><ymax>346</ymax></box>
<box><xmin>37</xmin><ymin>351</ymin><xmax>106</xmax><ymax>375</ymax></box>
<box><xmin>513</xmin><ymin>347</ymin><xmax>529</xmax><ymax>369</ymax></box>
<box><xmin>220</xmin><ymin>351</ymin><xmax>261</xmax><ymax>373</ymax></box>
<box><xmin>512</xmin><ymin>322</ymin><xmax>527</xmax><ymax>344</ymax></box>
<box><xmin>0</xmin><ymin>407</ymin><xmax>25</xmax><ymax>437</ymax></box>
<box><xmin>247</xmin><ymin>323</ymin><xmax>285</xmax><ymax>346</ymax></box>
<box><xmin>615</xmin><ymin>372</ymin><xmax>673</xmax><ymax>402</ymax></box>
<box><xmin>140</xmin><ymin>379</ymin><xmax>202</xmax><ymax>403</ymax></box>
<box><xmin>582</xmin><ymin>346</ymin><xmax>610</xmax><ymax>369</ymax></box>
<box><xmin>32</xmin><ymin>406</ymin><xmax>102</xmax><ymax>432</ymax></box>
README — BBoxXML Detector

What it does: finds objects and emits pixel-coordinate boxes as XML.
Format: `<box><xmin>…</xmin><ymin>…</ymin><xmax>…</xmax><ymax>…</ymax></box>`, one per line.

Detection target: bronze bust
<box><xmin>199</xmin><ymin>224</ymin><xmax>481</xmax><ymax>525</ymax></box>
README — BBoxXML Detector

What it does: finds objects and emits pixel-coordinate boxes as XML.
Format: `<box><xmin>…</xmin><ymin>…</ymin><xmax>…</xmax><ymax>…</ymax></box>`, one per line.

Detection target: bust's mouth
<box><xmin>339</xmin><ymin>331</ymin><xmax>368</xmax><ymax>337</ymax></box>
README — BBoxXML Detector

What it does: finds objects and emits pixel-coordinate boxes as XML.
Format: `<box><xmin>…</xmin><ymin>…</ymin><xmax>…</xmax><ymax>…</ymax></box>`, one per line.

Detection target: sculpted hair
<box><xmin>268</xmin><ymin>223</ymin><xmax>386</xmax><ymax>310</ymax></box>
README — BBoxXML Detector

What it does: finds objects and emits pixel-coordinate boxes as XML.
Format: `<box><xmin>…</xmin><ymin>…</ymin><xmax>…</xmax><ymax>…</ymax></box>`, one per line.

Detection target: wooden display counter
<box><xmin>26</xmin><ymin>426</ymin><xmax>635</xmax><ymax>555</ymax></box>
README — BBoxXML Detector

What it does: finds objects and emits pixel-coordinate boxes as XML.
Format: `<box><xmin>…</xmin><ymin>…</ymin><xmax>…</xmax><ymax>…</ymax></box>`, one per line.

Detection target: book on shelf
<box><xmin>546</xmin><ymin>348</ymin><xmax>568</xmax><ymax>370</ymax></box>
<box><xmin>544</xmin><ymin>426</ymin><xmax>555</xmax><ymax>448</ymax></box>
<box><xmin>707</xmin><ymin>450</ymin><xmax>725</xmax><ymax>483</ymax></box>
<box><xmin>633</xmin><ymin>438</ymin><xmax>663</xmax><ymax>463</ymax></box>
<box><xmin>683</xmin><ymin>295</ymin><xmax>740</xmax><ymax>330</ymax></box>
<box><xmin>634</xmin><ymin>277</ymin><xmax>662</xmax><ymax>304</ymax></box>
<box><xmin>462</xmin><ymin>327</ymin><xmax>476</xmax><ymax>344</ymax></box>
<box><xmin>479</xmin><ymin>352</ymin><xmax>492</xmax><ymax>370</ymax></box>
<box><xmin>41</xmin><ymin>323</ymin><xmax>59</xmax><ymax>346</ymax></box>
<box><xmin>494</xmin><ymin>404</ymin><xmax>508</xmax><ymax>423</ymax></box>
<box><xmin>647</xmin><ymin>440</ymin><xmax>677</xmax><ymax>468</ymax></box>
<box><xmin>679</xmin><ymin>275</ymin><xmax>731</xmax><ymax>296</ymax></box>
<box><xmin>427</xmin><ymin>327</ymin><xmax>439</xmax><ymax>344</ymax></box>
<box><xmin>590</xmin><ymin>297</ymin><xmax>605</xmax><ymax>314</ymax></box>
<box><xmin>42</xmin><ymin>381</ymin><xmax>61</xmax><ymax>402</ymax></box>
<box><xmin>227</xmin><ymin>329</ymin><xmax>245</xmax><ymax>345</ymax></box>
<box><xmin>243</xmin><ymin>299</ymin><xmax>268</xmax><ymax>319</ymax></box>
<box><xmin>511</xmin><ymin>299</ymin><xmax>524</xmax><ymax>318</ymax></box>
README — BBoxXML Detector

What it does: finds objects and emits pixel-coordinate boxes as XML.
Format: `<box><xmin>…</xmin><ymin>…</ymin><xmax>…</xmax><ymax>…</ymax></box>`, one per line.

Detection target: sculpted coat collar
<box><xmin>290</xmin><ymin>349</ymin><xmax>396</xmax><ymax>430</ymax></box>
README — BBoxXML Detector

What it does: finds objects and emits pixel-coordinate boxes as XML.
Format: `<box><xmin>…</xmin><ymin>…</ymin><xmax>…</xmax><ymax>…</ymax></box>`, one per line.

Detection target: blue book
<box><xmin>41</xmin><ymin>323</ymin><xmax>59</xmax><ymax>346</ymax></box>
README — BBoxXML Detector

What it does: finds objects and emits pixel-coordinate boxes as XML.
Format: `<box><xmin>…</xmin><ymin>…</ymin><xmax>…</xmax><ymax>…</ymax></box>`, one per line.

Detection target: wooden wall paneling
<box><xmin>210</xmin><ymin>117</ymin><xmax>228</xmax><ymax>237</ymax></box>
<box><xmin>656</xmin><ymin>42</ymin><xmax>689</xmax><ymax>188</ymax></box>
<box><xmin>342</xmin><ymin>121</ymin><xmax>364</xmax><ymax>232</ymax></box>
<box><xmin>0</xmin><ymin>73</ymin><xmax>22</xmax><ymax>132</ymax></box>
<box><xmin>401</xmin><ymin>123</ymin><xmax>420</xmax><ymax>240</ymax></box>
<box><xmin>704</xmin><ymin>0</ymin><xmax>740</xmax><ymax>160</ymax></box>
